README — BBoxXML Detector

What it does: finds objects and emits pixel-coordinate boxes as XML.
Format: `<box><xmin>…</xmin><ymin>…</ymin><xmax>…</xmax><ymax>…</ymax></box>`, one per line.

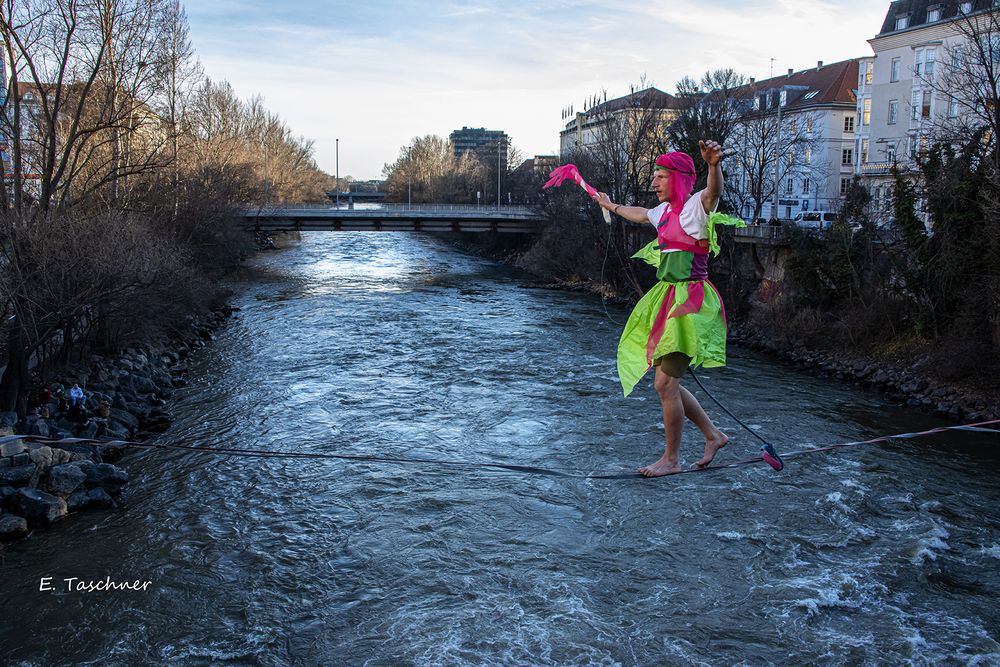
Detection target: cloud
<box><xmin>186</xmin><ymin>0</ymin><xmax>888</xmax><ymax>179</ymax></box>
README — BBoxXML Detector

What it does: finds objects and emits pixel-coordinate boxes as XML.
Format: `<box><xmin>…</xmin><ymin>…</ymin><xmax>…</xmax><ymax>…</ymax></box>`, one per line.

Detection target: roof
<box><xmin>582</xmin><ymin>87</ymin><xmax>687</xmax><ymax>117</ymax></box>
<box><xmin>878</xmin><ymin>0</ymin><xmax>995</xmax><ymax>36</ymax></box>
<box><xmin>727</xmin><ymin>59</ymin><xmax>860</xmax><ymax>110</ymax></box>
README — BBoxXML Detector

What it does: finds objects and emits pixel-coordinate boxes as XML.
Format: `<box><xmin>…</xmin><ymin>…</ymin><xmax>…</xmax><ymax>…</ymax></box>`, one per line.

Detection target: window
<box><xmin>912</xmin><ymin>90</ymin><xmax>921</xmax><ymax>119</ymax></box>
<box><xmin>863</xmin><ymin>99</ymin><xmax>872</xmax><ymax>125</ymax></box>
<box><xmin>789</xmin><ymin>150</ymin><xmax>797</xmax><ymax>165</ymax></box>
<box><xmin>790</xmin><ymin>119</ymin><xmax>797</xmax><ymax>134</ymax></box>
<box><xmin>806</xmin><ymin>118</ymin><xmax>814</xmax><ymax>133</ymax></box>
<box><xmin>925</xmin><ymin>48</ymin><xmax>936</xmax><ymax>75</ymax></box>
<box><xmin>915</xmin><ymin>49</ymin><xmax>924</xmax><ymax>76</ymax></box>
<box><xmin>961</xmin><ymin>2</ymin><xmax>973</xmax><ymax>13</ymax></box>
<box><xmin>864</xmin><ymin>62</ymin><xmax>873</xmax><ymax>85</ymax></box>
<box><xmin>844</xmin><ymin>115</ymin><xmax>855</xmax><ymax>132</ymax></box>
<box><xmin>954</xmin><ymin>46</ymin><xmax>965</xmax><ymax>68</ymax></box>
<box><xmin>843</xmin><ymin>148</ymin><xmax>854</xmax><ymax>165</ymax></box>
<box><xmin>841</xmin><ymin>178</ymin><xmax>850</xmax><ymax>195</ymax></box>
<box><xmin>780</xmin><ymin>90</ymin><xmax>787</xmax><ymax>107</ymax></box>
<box><xmin>949</xmin><ymin>96</ymin><xmax>959</xmax><ymax>117</ymax></box>
<box><xmin>786</xmin><ymin>179</ymin><xmax>794</xmax><ymax>194</ymax></box>
<box><xmin>927</xmin><ymin>8</ymin><xmax>941</xmax><ymax>22</ymax></box>
<box><xmin>889</xmin><ymin>99</ymin><xmax>899</xmax><ymax>124</ymax></box>
<box><xmin>895</xmin><ymin>16</ymin><xmax>908</xmax><ymax>31</ymax></box>
<box><xmin>861</xmin><ymin>138</ymin><xmax>869</xmax><ymax>163</ymax></box>
<box><xmin>891</xmin><ymin>58</ymin><xmax>901</xmax><ymax>82</ymax></box>
<box><xmin>920</xmin><ymin>136</ymin><xmax>929</xmax><ymax>154</ymax></box>
<box><xmin>803</xmin><ymin>91</ymin><xmax>819</xmax><ymax>100</ymax></box>
<box><xmin>805</xmin><ymin>147</ymin><xmax>812</xmax><ymax>164</ymax></box>
<box><xmin>909</xmin><ymin>135</ymin><xmax>918</xmax><ymax>158</ymax></box>
<box><xmin>886</xmin><ymin>146</ymin><xmax>896</xmax><ymax>163</ymax></box>
<box><xmin>803</xmin><ymin>178</ymin><xmax>811</xmax><ymax>195</ymax></box>
<box><xmin>922</xmin><ymin>90</ymin><xmax>932</xmax><ymax>118</ymax></box>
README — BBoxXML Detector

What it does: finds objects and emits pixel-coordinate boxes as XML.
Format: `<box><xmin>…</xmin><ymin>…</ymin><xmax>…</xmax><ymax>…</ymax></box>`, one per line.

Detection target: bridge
<box><xmin>243</xmin><ymin>204</ymin><xmax>543</xmax><ymax>233</ymax></box>
<box><xmin>242</xmin><ymin>203</ymin><xmax>790</xmax><ymax>243</ymax></box>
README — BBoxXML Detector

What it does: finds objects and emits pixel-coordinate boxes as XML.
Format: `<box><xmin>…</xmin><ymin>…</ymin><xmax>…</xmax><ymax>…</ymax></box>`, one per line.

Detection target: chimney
<box><xmin>787</xmin><ymin>68</ymin><xmax>794</xmax><ymax>76</ymax></box>
<box><xmin>817</xmin><ymin>60</ymin><xmax>824</xmax><ymax>70</ymax></box>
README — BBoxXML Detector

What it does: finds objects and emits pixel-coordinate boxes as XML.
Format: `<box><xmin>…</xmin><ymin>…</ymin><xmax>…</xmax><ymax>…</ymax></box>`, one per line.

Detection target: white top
<box><xmin>646</xmin><ymin>189</ymin><xmax>715</xmax><ymax>252</ymax></box>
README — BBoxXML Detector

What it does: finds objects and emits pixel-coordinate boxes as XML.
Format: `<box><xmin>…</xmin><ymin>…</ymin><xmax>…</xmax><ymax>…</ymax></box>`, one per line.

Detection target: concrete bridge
<box><xmin>241</xmin><ymin>203</ymin><xmax>790</xmax><ymax>244</ymax></box>
<box><xmin>242</xmin><ymin>204</ymin><xmax>543</xmax><ymax>233</ymax></box>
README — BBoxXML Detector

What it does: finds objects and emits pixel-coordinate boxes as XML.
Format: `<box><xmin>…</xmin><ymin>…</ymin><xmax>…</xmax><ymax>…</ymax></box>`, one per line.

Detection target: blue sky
<box><xmin>185</xmin><ymin>0</ymin><xmax>890</xmax><ymax>180</ymax></box>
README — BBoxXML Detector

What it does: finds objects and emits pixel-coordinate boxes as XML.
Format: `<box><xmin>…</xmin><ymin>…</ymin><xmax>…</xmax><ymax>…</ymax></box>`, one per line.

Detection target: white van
<box><xmin>792</xmin><ymin>211</ymin><xmax>838</xmax><ymax>229</ymax></box>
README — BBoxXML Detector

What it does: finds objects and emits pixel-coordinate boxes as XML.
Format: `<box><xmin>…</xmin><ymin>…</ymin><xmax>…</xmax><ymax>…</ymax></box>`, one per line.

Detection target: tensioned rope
<box><xmin>2</xmin><ymin>420</ymin><xmax>997</xmax><ymax>480</ymax></box>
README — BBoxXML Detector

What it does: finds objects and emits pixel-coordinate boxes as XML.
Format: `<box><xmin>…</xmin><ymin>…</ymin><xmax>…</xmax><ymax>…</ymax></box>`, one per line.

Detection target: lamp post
<box><xmin>335</xmin><ymin>138</ymin><xmax>340</xmax><ymax>209</ymax></box>
<box><xmin>497</xmin><ymin>137</ymin><xmax>502</xmax><ymax>211</ymax></box>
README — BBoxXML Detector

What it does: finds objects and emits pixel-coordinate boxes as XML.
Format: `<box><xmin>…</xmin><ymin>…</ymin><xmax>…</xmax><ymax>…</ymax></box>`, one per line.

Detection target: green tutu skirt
<box><xmin>616</xmin><ymin>278</ymin><xmax>728</xmax><ymax>397</ymax></box>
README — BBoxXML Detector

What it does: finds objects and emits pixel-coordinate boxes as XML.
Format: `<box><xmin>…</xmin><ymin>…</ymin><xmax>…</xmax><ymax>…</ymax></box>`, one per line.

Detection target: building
<box><xmin>558</xmin><ymin>87</ymin><xmax>684</xmax><ymax>159</ymax></box>
<box><xmin>854</xmin><ymin>0</ymin><xmax>996</xmax><ymax>225</ymax></box>
<box><xmin>449</xmin><ymin>126</ymin><xmax>509</xmax><ymax>171</ymax></box>
<box><xmin>724</xmin><ymin>60</ymin><xmax>861</xmax><ymax>222</ymax></box>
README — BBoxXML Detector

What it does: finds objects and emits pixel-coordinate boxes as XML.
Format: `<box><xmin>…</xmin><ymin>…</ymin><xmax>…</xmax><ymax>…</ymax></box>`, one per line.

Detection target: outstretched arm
<box><xmin>700</xmin><ymin>139</ymin><xmax>724</xmax><ymax>214</ymax></box>
<box><xmin>592</xmin><ymin>192</ymin><xmax>650</xmax><ymax>225</ymax></box>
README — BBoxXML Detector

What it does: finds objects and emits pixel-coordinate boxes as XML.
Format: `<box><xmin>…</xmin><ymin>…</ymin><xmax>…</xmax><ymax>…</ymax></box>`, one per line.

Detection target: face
<box><xmin>651</xmin><ymin>168</ymin><xmax>673</xmax><ymax>203</ymax></box>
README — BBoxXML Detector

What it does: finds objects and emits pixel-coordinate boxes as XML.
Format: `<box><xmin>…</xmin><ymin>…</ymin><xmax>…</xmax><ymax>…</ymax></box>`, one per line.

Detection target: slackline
<box><xmin>1</xmin><ymin>419</ymin><xmax>998</xmax><ymax>480</ymax></box>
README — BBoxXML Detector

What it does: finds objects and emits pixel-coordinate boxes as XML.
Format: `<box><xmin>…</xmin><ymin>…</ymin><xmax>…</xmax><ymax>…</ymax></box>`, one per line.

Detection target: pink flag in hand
<box><xmin>542</xmin><ymin>164</ymin><xmax>598</xmax><ymax>198</ymax></box>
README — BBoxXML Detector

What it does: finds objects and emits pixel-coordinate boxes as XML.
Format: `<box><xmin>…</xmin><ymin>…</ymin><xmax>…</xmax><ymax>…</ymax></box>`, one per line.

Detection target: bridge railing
<box><xmin>247</xmin><ymin>203</ymin><xmax>538</xmax><ymax>215</ymax></box>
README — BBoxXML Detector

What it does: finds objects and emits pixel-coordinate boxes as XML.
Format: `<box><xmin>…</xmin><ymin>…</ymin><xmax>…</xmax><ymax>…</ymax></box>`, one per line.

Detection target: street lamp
<box><xmin>335</xmin><ymin>138</ymin><xmax>340</xmax><ymax>209</ymax></box>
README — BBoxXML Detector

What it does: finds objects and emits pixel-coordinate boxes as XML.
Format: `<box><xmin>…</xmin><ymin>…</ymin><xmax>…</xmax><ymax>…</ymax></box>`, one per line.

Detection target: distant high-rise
<box><xmin>449</xmin><ymin>126</ymin><xmax>509</xmax><ymax>171</ymax></box>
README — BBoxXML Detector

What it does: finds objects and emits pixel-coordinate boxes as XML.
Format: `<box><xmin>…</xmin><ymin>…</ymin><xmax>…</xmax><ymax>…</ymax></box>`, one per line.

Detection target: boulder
<box><xmin>11</xmin><ymin>488</ymin><xmax>67</xmax><ymax>526</ymax></box>
<box><xmin>29</xmin><ymin>419</ymin><xmax>50</xmax><ymax>437</ymax></box>
<box><xmin>0</xmin><ymin>513</ymin><xmax>28</xmax><ymax>540</ymax></box>
<box><xmin>132</xmin><ymin>376</ymin><xmax>159</xmax><ymax>395</ymax></box>
<box><xmin>0</xmin><ymin>464</ymin><xmax>35</xmax><ymax>486</ymax></box>
<box><xmin>66</xmin><ymin>487</ymin><xmax>117</xmax><ymax>511</ymax></box>
<box><xmin>0</xmin><ymin>440</ymin><xmax>27</xmax><ymax>458</ymax></box>
<box><xmin>111</xmin><ymin>409</ymin><xmax>139</xmax><ymax>431</ymax></box>
<box><xmin>41</xmin><ymin>464</ymin><xmax>87</xmax><ymax>498</ymax></box>
<box><xmin>78</xmin><ymin>462</ymin><xmax>128</xmax><ymax>494</ymax></box>
<box><xmin>76</xmin><ymin>420</ymin><xmax>98</xmax><ymax>440</ymax></box>
<box><xmin>0</xmin><ymin>485</ymin><xmax>17</xmax><ymax>508</ymax></box>
<box><xmin>28</xmin><ymin>446</ymin><xmax>54</xmax><ymax>469</ymax></box>
<box><xmin>0</xmin><ymin>412</ymin><xmax>18</xmax><ymax>429</ymax></box>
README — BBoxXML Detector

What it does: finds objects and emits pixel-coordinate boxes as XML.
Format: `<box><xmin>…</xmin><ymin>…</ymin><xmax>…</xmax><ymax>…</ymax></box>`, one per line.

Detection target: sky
<box><xmin>185</xmin><ymin>0</ymin><xmax>890</xmax><ymax>180</ymax></box>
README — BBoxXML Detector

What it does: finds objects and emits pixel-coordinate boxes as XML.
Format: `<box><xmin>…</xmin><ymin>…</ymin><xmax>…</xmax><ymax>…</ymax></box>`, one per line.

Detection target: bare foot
<box><xmin>696</xmin><ymin>430</ymin><xmax>729</xmax><ymax>468</ymax></box>
<box><xmin>638</xmin><ymin>456</ymin><xmax>683</xmax><ymax>477</ymax></box>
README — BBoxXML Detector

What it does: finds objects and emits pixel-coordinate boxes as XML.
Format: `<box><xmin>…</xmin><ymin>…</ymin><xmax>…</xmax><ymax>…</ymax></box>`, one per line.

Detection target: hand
<box><xmin>700</xmin><ymin>139</ymin><xmax>724</xmax><ymax>167</ymax></box>
<box><xmin>592</xmin><ymin>191</ymin><xmax>614</xmax><ymax>210</ymax></box>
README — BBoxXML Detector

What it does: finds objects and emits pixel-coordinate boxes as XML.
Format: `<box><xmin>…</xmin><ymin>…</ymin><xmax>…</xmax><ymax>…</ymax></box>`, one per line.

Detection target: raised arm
<box><xmin>592</xmin><ymin>192</ymin><xmax>650</xmax><ymax>225</ymax></box>
<box><xmin>700</xmin><ymin>139</ymin><xmax>724</xmax><ymax>214</ymax></box>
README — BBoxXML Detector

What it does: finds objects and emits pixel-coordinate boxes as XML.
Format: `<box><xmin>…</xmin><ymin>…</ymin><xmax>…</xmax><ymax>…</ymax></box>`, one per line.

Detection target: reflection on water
<box><xmin>2</xmin><ymin>232</ymin><xmax>999</xmax><ymax>666</ymax></box>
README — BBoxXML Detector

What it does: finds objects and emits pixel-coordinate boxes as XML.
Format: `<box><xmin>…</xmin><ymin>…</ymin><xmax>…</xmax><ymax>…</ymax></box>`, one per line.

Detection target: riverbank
<box><xmin>0</xmin><ymin>305</ymin><xmax>238</xmax><ymax>547</ymax></box>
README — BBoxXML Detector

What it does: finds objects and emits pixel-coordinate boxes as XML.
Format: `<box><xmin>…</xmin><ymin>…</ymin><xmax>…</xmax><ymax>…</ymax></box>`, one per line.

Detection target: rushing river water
<box><xmin>2</xmin><ymin>232</ymin><xmax>1000</xmax><ymax>666</ymax></box>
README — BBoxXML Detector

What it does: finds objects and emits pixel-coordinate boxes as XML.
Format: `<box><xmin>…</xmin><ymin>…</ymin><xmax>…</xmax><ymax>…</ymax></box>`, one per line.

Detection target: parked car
<box><xmin>792</xmin><ymin>211</ymin><xmax>839</xmax><ymax>229</ymax></box>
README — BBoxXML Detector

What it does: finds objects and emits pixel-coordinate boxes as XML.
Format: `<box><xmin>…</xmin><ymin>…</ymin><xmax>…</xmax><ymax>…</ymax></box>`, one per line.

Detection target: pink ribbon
<box><xmin>542</xmin><ymin>164</ymin><xmax>598</xmax><ymax>198</ymax></box>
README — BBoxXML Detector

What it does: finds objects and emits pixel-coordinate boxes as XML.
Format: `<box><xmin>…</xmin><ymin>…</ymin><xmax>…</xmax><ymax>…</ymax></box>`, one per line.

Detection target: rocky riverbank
<box><xmin>728</xmin><ymin>324</ymin><xmax>999</xmax><ymax>424</ymax></box>
<box><xmin>0</xmin><ymin>305</ymin><xmax>238</xmax><ymax>548</ymax></box>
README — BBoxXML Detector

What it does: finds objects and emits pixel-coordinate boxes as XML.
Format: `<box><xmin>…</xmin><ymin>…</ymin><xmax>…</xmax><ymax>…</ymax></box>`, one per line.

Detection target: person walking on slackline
<box><xmin>592</xmin><ymin>140</ymin><xmax>745</xmax><ymax>477</ymax></box>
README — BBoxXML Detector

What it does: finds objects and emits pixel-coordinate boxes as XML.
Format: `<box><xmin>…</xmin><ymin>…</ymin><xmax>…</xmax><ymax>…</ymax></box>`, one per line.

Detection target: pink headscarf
<box><xmin>655</xmin><ymin>152</ymin><xmax>696</xmax><ymax>211</ymax></box>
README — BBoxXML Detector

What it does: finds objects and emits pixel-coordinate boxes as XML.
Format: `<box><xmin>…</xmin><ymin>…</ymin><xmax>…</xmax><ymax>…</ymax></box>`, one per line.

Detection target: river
<box><xmin>2</xmin><ymin>232</ymin><xmax>999</xmax><ymax>666</ymax></box>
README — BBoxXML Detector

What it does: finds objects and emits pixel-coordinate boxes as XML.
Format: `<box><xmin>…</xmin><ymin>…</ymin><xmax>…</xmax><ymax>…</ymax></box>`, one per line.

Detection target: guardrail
<box><xmin>244</xmin><ymin>203</ymin><xmax>539</xmax><ymax>216</ymax></box>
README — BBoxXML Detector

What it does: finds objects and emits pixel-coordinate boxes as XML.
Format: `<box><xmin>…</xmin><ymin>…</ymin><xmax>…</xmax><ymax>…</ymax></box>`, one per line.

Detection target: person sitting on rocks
<box><xmin>68</xmin><ymin>383</ymin><xmax>85</xmax><ymax>409</ymax></box>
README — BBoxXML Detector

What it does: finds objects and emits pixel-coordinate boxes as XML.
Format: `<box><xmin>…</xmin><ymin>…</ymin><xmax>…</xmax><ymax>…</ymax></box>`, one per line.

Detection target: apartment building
<box><xmin>724</xmin><ymin>60</ymin><xmax>861</xmax><ymax>221</ymax></box>
<box><xmin>558</xmin><ymin>87</ymin><xmax>684</xmax><ymax>159</ymax></box>
<box><xmin>856</xmin><ymin>0</ymin><xmax>999</xmax><ymax>222</ymax></box>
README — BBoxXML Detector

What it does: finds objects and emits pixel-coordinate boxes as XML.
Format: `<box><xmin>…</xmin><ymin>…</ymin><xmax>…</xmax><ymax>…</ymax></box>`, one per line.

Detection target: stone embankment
<box><xmin>729</xmin><ymin>325</ymin><xmax>999</xmax><ymax>424</ymax></box>
<box><xmin>0</xmin><ymin>306</ymin><xmax>237</xmax><ymax>548</ymax></box>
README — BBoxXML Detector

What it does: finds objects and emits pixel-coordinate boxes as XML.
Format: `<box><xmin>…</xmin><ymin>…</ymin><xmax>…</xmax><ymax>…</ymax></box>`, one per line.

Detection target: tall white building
<box><xmin>724</xmin><ymin>60</ymin><xmax>861</xmax><ymax>222</ymax></box>
<box><xmin>855</xmin><ymin>0</ymin><xmax>999</xmax><ymax>223</ymax></box>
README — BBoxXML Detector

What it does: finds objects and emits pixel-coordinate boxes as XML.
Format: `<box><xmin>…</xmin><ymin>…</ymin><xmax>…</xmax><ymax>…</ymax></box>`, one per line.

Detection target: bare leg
<box><xmin>680</xmin><ymin>386</ymin><xmax>729</xmax><ymax>467</ymax></box>
<box><xmin>639</xmin><ymin>366</ymin><xmax>684</xmax><ymax>477</ymax></box>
